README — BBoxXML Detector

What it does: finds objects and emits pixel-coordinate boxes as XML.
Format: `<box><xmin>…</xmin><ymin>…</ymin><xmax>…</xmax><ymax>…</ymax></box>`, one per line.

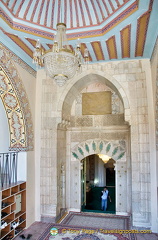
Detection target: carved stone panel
<box><xmin>82</xmin><ymin>91</ymin><xmax>112</xmax><ymax>115</ymax></box>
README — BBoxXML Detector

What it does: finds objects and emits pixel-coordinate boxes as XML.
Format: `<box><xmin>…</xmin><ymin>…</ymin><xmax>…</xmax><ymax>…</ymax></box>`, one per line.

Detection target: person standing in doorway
<box><xmin>101</xmin><ymin>187</ymin><xmax>111</xmax><ymax>211</ymax></box>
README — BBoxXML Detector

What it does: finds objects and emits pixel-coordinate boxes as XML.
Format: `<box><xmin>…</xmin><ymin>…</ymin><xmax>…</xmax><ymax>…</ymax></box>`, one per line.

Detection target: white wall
<box><xmin>17</xmin><ymin>152</ymin><xmax>27</xmax><ymax>181</ymax></box>
<box><xmin>14</xmin><ymin>62</ymin><xmax>36</xmax><ymax>227</ymax></box>
<box><xmin>0</xmin><ymin>99</ymin><xmax>10</xmax><ymax>152</ymax></box>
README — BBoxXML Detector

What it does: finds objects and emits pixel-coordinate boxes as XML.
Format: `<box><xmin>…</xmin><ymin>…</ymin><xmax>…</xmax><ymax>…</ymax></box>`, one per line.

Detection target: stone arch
<box><xmin>0</xmin><ymin>44</ymin><xmax>34</xmax><ymax>151</ymax></box>
<box><xmin>71</xmin><ymin>139</ymin><xmax>126</xmax><ymax>162</ymax></box>
<box><xmin>57</xmin><ymin>69</ymin><xmax>130</xmax><ymax>122</ymax></box>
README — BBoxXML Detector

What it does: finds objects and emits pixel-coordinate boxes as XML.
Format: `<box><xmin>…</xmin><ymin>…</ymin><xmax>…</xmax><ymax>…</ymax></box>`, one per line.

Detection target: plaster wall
<box><xmin>0</xmin><ymin>99</ymin><xmax>10</xmax><ymax>152</ymax></box>
<box><xmin>13</xmin><ymin>62</ymin><xmax>36</xmax><ymax>227</ymax></box>
<box><xmin>150</xmin><ymin>40</ymin><xmax>158</xmax><ymax>231</ymax></box>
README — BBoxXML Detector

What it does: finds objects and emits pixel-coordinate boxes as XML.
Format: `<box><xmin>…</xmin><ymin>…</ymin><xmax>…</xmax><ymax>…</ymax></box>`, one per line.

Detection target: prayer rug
<box><xmin>37</xmin><ymin>223</ymin><xmax>137</xmax><ymax>240</ymax></box>
<box><xmin>60</xmin><ymin>212</ymin><xmax>131</xmax><ymax>230</ymax></box>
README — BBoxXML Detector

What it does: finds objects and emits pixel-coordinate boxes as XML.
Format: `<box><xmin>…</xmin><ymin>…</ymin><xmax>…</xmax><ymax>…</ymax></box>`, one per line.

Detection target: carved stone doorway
<box><xmin>69</xmin><ymin>139</ymin><xmax>131</xmax><ymax>216</ymax></box>
<box><xmin>81</xmin><ymin>154</ymin><xmax>116</xmax><ymax>213</ymax></box>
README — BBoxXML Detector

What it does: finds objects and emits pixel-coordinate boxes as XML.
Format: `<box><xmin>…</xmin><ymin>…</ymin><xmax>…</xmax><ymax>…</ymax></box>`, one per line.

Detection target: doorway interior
<box><xmin>81</xmin><ymin>154</ymin><xmax>116</xmax><ymax>213</ymax></box>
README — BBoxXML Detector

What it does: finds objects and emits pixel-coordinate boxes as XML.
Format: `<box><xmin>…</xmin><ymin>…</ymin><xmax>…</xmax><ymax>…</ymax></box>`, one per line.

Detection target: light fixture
<box><xmin>33</xmin><ymin>23</ymin><xmax>89</xmax><ymax>87</ymax></box>
<box><xmin>98</xmin><ymin>154</ymin><xmax>111</xmax><ymax>164</ymax></box>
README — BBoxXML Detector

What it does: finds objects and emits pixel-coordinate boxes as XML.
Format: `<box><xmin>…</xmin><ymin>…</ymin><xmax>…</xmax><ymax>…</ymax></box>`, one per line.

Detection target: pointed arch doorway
<box><xmin>70</xmin><ymin>140</ymin><xmax>130</xmax><ymax>216</ymax></box>
<box><xmin>81</xmin><ymin>154</ymin><xmax>116</xmax><ymax>213</ymax></box>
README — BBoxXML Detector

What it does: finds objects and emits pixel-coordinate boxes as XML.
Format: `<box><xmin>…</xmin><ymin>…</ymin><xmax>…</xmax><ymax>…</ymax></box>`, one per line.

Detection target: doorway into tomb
<box><xmin>81</xmin><ymin>154</ymin><xmax>116</xmax><ymax>213</ymax></box>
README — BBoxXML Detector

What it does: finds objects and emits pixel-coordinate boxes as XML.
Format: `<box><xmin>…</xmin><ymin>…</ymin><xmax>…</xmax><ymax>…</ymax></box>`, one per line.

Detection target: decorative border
<box><xmin>1</xmin><ymin>1</ymin><xmax>138</xmax><ymax>40</ymax></box>
<box><xmin>0</xmin><ymin>41</ymin><xmax>36</xmax><ymax>77</ymax></box>
<box><xmin>72</xmin><ymin>140</ymin><xmax>126</xmax><ymax>161</ymax></box>
<box><xmin>0</xmin><ymin>68</ymin><xmax>27</xmax><ymax>150</ymax></box>
<box><xmin>0</xmin><ymin>43</ymin><xmax>34</xmax><ymax>151</ymax></box>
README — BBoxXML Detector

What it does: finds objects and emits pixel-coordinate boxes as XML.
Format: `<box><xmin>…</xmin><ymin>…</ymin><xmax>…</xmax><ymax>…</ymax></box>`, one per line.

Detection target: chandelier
<box><xmin>33</xmin><ymin>23</ymin><xmax>89</xmax><ymax>86</ymax></box>
<box><xmin>98</xmin><ymin>154</ymin><xmax>111</xmax><ymax>164</ymax></box>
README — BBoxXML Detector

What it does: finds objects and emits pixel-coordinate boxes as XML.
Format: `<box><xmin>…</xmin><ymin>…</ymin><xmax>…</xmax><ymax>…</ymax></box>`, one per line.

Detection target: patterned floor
<box><xmin>60</xmin><ymin>211</ymin><xmax>131</xmax><ymax>230</ymax></box>
<box><xmin>37</xmin><ymin>224</ymin><xmax>137</xmax><ymax>240</ymax></box>
<box><xmin>13</xmin><ymin>212</ymin><xmax>158</xmax><ymax>240</ymax></box>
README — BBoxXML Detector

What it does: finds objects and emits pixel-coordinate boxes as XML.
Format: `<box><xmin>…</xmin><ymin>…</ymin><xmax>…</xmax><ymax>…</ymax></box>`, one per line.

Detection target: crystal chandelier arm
<box><xmin>84</xmin><ymin>48</ymin><xmax>88</xmax><ymax>58</ymax></box>
<box><xmin>76</xmin><ymin>38</ymin><xmax>81</xmax><ymax>48</ymax></box>
<box><xmin>33</xmin><ymin>39</ymin><xmax>43</xmax><ymax>66</ymax></box>
<box><xmin>35</xmin><ymin>39</ymin><xmax>41</xmax><ymax>48</ymax></box>
<box><xmin>84</xmin><ymin>48</ymin><xmax>89</xmax><ymax>63</ymax></box>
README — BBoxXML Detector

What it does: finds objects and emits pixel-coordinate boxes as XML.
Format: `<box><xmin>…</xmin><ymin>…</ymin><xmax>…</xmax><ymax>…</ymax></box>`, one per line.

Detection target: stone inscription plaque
<box><xmin>82</xmin><ymin>91</ymin><xmax>112</xmax><ymax>115</ymax></box>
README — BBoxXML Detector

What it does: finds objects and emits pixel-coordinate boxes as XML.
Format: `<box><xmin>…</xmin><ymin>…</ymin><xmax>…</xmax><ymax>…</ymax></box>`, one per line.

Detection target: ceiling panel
<box><xmin>91</xmin><ymin>41</ymin><xmax>105</xmax><ymax>61</ymax></box>
<box><xmin>120</xmin><ymin>25</ymin><xmax>131</xmax><ymax>58</ymax></box>
<box><xmin>106</xmin><ymin>36</ymin><xmax>118</xmax><ymax>59</ymax></box>
<box><xmin>0</xmin><ymin>0</ymin><xmax>158</xmax><ymax>71</ymax></box>
<box><xmin>135</xmin><ymin>11</ymin><xmax>150</xmax><ymax>57</ymax></box>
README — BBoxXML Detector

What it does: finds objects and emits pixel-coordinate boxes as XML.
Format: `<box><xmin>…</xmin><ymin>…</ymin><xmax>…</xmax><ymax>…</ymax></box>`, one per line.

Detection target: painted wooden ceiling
<box><xmin>0</xmin><ymin>0</ymin><xmax>158</xmax><ymax>70</ymax></box>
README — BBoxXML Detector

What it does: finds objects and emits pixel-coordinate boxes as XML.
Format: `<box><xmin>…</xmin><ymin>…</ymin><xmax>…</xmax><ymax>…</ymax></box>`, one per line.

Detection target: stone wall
<box><xmin>71</xmin><ymin>82</ymin><xmax>124</xmax><ymax>116</ymax></box>
<box><xmin>40</xmin><ymin>78</ymin><xmax>58</xmax><ymax>218</ymax></box>
<box><xmin>56</xmin><ymin>126</ymin><xmax>67</xmax><ymax>219</ymax></box>
<box><xmin>70</xmin><ymin>114</ymin><xmax>125</xmax><ymax>127</ymax></box>
<box><xmin>68</xmin><ymin>133</ymin><xmax>130</xmax><ymax>215</ymax></box>
<box><xmin>37</xmin><ymin>59</ymin><xmax>156</xmax><ymax>230</ymax></box>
